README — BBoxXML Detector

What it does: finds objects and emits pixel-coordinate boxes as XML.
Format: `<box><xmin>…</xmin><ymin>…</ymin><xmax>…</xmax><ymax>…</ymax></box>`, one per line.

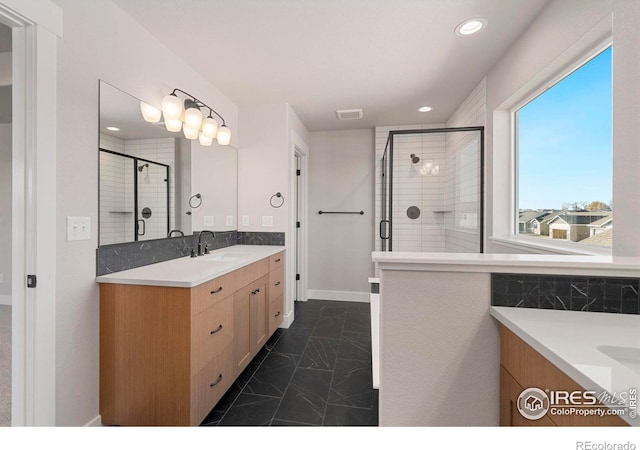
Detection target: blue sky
<box><xmin>518</xmin><ymin>47</ymin><xmax>612</xmax><ymax>210</ymax></box>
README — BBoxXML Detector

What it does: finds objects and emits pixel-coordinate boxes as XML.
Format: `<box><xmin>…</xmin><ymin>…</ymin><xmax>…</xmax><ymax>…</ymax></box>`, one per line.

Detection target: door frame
<box><xmin>288</xmin><ymin>130</ymin><xmax>308</xmax><ymax>319</ymax></box>
<box><xmin>0</xmin><ymin>0</ymin><xmax>61</xmax><ymax>426</ymax></box>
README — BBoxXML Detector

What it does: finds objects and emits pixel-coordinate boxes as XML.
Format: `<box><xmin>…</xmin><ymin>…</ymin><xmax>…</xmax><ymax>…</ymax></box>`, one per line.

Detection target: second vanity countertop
<box><xmin>95</xmin><ymin>245</ymin><xmax>285</xmax><ymax>288</ymax></box>
<box><xmin>490</xmin><ymin>306</ymin><xmax>640</xmax><ymax>426</ymax></box>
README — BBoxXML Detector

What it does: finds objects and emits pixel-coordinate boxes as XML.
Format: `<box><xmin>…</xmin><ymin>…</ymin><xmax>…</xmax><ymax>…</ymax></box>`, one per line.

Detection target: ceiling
<box><xmin>112</xmin><ymin>0</ymin><xmax>550</xmax><ymax>131</ymax></box>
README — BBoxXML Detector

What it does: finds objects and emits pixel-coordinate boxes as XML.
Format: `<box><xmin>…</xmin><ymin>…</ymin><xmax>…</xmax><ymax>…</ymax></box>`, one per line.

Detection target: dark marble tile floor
<box><xmin>200</xmin><ymin>299</ymin><xmax>378</xmax><ymax>427</ymax></box>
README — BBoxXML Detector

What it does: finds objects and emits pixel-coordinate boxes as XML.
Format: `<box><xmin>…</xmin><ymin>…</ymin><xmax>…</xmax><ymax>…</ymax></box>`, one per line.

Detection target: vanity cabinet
<box><xmin>268</xmin><ymin>252</ymin><xmax>285</xmax><ymax>336</ymax></box>
<box><xmin>100</xmin><ymin>251</ymin><xmax>285</xmax><ymax>426</ymax></box>
<box><xmin>499</xmin><ymin>325</ymin><xmax>627</xmax><ymax>427</ymax></box>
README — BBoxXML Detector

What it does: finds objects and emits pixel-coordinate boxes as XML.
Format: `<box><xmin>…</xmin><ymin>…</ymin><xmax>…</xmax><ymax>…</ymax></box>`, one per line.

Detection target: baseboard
<box><xmin>84</xmin><ymin>415</ymin><xmax>102</xmax><ymax>426</ymax></box>
<box><xmin>0</xmin><ymin>295</ymin><xmax>11</xmax><ymax>306</ymax></box>
<box><xmin>280</xmin><ymin>309</ymin><xmax>293</xmax><ymax>328</ymax></box>
<box><xmin>306</xmin><ymin>289</ymin><xmax>370</xmax><ymax>303</ymax></box>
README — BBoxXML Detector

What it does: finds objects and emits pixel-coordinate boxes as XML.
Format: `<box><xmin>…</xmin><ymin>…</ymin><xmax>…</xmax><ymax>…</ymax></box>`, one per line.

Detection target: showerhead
<box><xmin>138</xmin><ymin>163</ymin><xmax>149</xmax><ymax>172</ymax></box>
<box><xmin>410</xmin><ymin>154</ymin><xmax>420</xmax><ymax>164</ymax></box>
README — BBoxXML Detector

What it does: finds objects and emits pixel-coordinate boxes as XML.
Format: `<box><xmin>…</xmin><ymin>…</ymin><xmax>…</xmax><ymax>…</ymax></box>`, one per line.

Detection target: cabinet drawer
<box><xmin>269</xmin><ymin>266</ymin><xmax>284</xmax><ymax>303</ymax></box>
<box><xmin>192</xmin><ymin>272</ymin><xmax>238</xmax><ymax>316</ymax></box>
<box><xmin>269</xmin><ymin>294</ymin><xmax>284</xmax><ymax>336</ymax></box>
<box><xmin>269</xmin><ymin>252</ymin><xmax>285</xmax><ymax>272</ymax></box>
<box><xmin>193</xmin><ymin>294</ymin><xmax>234</xmax><ymax>373</ymax></box>
<box><xmin>191</xmin><ymin>345</ymin><xmax>234</xmax><ymax>426</ymax></box>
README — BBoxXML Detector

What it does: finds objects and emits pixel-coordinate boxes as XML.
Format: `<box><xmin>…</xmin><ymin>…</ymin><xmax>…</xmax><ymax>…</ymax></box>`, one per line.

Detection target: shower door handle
<box><xmin>379</xmin><ymin>220</ymin><xmax>389</xmax><ymax>240</ymax></box>
<box><xmin>137</xmin><ymin>219</ymin><xmax>146</xmax><ymax>236</ymax></box>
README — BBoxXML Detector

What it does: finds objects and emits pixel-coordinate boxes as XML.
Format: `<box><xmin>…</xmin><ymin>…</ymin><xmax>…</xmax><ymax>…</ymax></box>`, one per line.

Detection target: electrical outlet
<box><xmin>203</xmin><ymin>216</ymin><xmax>214</xmax><ymax>226</ymax></box>
<box><xmin>226</xmin><ymin>215</ymin><xmax>234</xmax><ymax>227</ymax></box>
<box><xmin>67</xmin><ymin>217</ymin><xmax>91</xmax><ymax>241</ymax></box>
<box><xmin>242</xmin><ymin>216</ymin><xmax>250</xmax><ymax>227</ymax></box>
<box><xmin>262</xmin><ymin>216</ymin><xmax>274</xmax><ymax>228</ymax></box>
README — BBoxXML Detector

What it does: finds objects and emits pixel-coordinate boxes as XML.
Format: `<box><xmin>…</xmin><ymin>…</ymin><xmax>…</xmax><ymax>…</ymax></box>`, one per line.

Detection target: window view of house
<box><xmin>516</xmin><ymin>47</ymin><xmax>612</xmax><ymax>248</ymax></box>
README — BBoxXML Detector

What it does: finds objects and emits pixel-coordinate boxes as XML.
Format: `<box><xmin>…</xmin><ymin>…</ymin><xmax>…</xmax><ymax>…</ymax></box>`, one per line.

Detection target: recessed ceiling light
<box><xmin>106</xmin><ymin>126</ymin><xmax>120</xmax><ymax>131</ymax></box>
<box><xmin>418</xmin><ymin>106</ymin><xmax>432</xmax><ymax>113</ymax></box>
<box><xmin>455</xmin><ymin>18</ymin><xmax>487</xmax><ymax>36</ymax></box>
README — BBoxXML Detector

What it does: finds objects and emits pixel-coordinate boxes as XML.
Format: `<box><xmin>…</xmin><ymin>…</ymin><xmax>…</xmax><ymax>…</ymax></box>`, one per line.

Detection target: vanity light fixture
<box><xmin>142</xmin><ymin>88</ymin><xmax>231</xmax><ymax>146</ymax></box>
<box><xmin>140</xmin><ymin>101</ymin><xmax>162</xmax><ymax>123</ymax></box>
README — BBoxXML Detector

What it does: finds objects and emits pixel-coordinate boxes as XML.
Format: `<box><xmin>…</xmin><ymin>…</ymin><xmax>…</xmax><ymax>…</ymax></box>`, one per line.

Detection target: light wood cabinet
<box><xmin>499</xmin><ymin>325</ymin><xmax>627</xmax><ymax>427</ymax></box>
<box><xmin>268</xmin><ymin>260</ymin><xmax>285</xmax><ymax>336</ymax></box>
<box><xmin>233</xmin><ymin>275</ymin><xmax>268</xmax><ymax>375</ymax></box>
<box><xmin>100</xmin><ymin>251</ymin><xmax>284</xmax><ymax>426</ymax></box>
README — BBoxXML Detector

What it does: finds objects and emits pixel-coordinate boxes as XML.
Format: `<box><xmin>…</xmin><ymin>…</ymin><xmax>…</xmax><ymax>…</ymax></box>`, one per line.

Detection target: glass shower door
<box><xmin>378</xmin><ymin>127</ymin><xmax>484</xmax><ymax>253</ymax></box>
<box><xmin>135</xmin><ymin>160</ymin><xmax>170</xmax><ymax>241</ymax></box>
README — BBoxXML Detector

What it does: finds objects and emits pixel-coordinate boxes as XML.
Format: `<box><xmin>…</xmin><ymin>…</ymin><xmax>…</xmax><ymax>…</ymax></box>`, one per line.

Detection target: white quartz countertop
<box><xmin>95</xmin><ymin>245</ymin><xmax>285</xmax><ymax>288</ymax></box>
<box><xmin>373</xmin><ymin>252</ymin><xmax>640</xmax><ymax>277</ymax></box>
<box><xmin>490</xmin><ymin>306</ymin><xmax>640</xmax><ymax>426</ymax></box>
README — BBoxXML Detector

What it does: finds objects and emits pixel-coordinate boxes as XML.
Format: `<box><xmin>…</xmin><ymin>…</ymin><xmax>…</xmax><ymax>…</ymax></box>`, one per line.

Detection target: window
<box><xmin>515</xmin><ymin>46</ymin><xmax>612</xmax><ymax>248</ymax></box>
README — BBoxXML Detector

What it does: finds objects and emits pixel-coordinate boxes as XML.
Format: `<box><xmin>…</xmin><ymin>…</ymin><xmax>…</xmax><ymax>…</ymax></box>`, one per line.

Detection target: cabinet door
<box><xmin>269</xmin><ymin>294</ymin><xmax>284</xmax><ymax>337</ymax></box>
<box><xmin>233</xmin><ymin>284</ymin><xmax>252</xmax><ymax>376</ymax></box>
<box><xmin>250</xmin><ymin>276</ymin><xmax>269</xmax><ymax>355</ymax></box>
<box><xmin>500</xmin><ymin>366</ymin><xmax>555</xmax><ymax>426</ymax></box>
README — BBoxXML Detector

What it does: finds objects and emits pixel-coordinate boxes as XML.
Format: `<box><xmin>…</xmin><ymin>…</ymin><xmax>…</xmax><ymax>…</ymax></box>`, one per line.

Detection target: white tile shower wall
<box><xmin>124</xmin><ymin>138</ymin><xmax>176</xmax><ymax>240</ymax></box>
<box><xmin>444</xmin><ymin>78</ymin><xmax>486</xmax><ymax>253</ymax></box>
<box><xmin>99</xmin><ymin>134</ymin><xmax>134</xmax><ymax>245</ymax></box>
<box><xmin>374</xmin><ymin>124</ymin><xmax>447</xmax><ymax>253</ymax></box>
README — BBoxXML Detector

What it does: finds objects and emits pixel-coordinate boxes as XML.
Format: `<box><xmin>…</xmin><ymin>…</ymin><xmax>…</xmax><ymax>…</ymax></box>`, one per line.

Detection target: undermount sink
<box><xmin>597</xmin><ymin>345</ymin><xmax>640</xmax><ymax>375</ymax></box>
<box><xmin>194</xmin><ymin>252</ymin><xmax>250</xmax><ymax>262</ymax></box>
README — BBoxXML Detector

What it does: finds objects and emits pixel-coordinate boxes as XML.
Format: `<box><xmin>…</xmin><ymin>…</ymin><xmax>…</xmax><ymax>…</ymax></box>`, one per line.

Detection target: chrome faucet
<box><xmin>197</xmin><ymin>230</ymin><xmax>215</xmax><ymax>256</ymax></box>
<box><xmin>168</xmin><ymin>229</ymin><xmax>184</xmax><ymax>237</ymax></box>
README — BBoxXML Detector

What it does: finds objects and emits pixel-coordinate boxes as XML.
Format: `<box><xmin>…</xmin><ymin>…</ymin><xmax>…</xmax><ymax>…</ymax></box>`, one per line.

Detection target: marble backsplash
<box><xmin>97</xmin><ymin>231</ymin><xmax>285</xmax><ymax>276</ymax></box>
<box><xmin>491</xmin><ymin>273</ymin><xmax>640</xmax><ymax>315</ymax></box>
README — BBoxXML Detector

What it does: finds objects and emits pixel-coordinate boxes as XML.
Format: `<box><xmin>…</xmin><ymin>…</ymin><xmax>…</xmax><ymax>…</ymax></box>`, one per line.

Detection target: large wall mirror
<box><xmin>98</xmin><ymin>81</ymin><xmax>238</xmax><ymax>246</ymax></box>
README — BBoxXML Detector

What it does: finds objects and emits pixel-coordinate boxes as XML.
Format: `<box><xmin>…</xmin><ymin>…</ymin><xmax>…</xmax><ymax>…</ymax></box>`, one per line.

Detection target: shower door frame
<box><xmin>98</xmin><ymin>148</ymin><xmax>171</xmax><ymax>244</ymax></box>
<box><xmin>381</xmin><ymin>126</ymin><xmax>485</xmax><ymax>253</ymax></box>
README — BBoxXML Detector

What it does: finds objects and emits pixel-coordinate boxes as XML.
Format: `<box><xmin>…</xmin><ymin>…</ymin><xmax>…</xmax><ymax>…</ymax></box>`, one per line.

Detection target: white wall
<box><xmin>379</xmin><ymin>269</ymin><xmax>497</xmax><ymax>425</ymax></box>
<box><xmin>612</xmin><ymin>0</ymin><xmax>640</xmax><ymax>256</ymax></box>
<box><xmin>308</xmin><ymin>129</ymin><xmax>373</xmax><ymax>299</ymax></box>
<box><xmin>190</xmin><ymin>141</ymin><xmax>237</xmax><ymax>232</ymax></box>
<box><xmin>445</xmin><ymin>79</ymin><xmax>486</xmax><ymax>252</ymax></box>
<box><xmin>54</xmin><ymin>0</ymin><xmax>237</xmax><ymax>426</ymax></box>
<box><xmin>0</xmin><ymin>123</ymin><xmax>10</xmax><ymax>303</ymax></box>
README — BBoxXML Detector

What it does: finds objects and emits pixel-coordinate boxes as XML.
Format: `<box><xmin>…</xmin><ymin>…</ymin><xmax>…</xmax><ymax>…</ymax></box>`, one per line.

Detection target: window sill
<box><xmin>489</xmin><ymin>235</ymin><xmax>612</xmax><ymax>256</ymax></box>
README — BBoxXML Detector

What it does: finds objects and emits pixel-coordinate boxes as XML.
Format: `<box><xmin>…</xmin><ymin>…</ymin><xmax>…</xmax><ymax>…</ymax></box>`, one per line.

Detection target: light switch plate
<box><xmin>67</xmin><ymin>216</ymin><xmax>91</xmax><ymax>241</ymax></box>
<box><xmin>242</xmin><ymin>216</ymin><xmax>250</xmax><ymax>227</ymax></box>
<box><xmin>204</xmin><ymin>216</ymin><xmax>214</xmax><ymax>226</ymax></box>
<box><xmin>226</xmin><ymin>215</ymin><xmax>234</xmax><ymax>227</ymax></box>
<box><xmin>262</xmin><ymin>216</ymin><xmax>274</xmax><ymax>228</ymax></box>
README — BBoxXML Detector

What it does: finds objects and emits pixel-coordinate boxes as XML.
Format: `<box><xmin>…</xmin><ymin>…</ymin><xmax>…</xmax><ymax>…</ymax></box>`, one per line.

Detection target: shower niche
<box><xmin>99</xmin><ymin>150</ymin><xmax>170</xmax><ymax>244</ymax></box>
<box><xmin>379</xmin><ymin>127</ymin><xmax>484</xmax><ymax>253</ymax></box>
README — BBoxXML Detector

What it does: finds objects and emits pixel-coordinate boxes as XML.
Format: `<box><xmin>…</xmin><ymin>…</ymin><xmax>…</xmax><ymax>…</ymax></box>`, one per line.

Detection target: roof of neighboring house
<box><xmin>519</xmin><ymin>210</ymin><xmax>554</xmax><ymax>224</ymax></box>
<box><xmin>588</xmin><ymin>216</ymin><xmax>613</xmax><ymax>228</ymax></box>
<box><xmin>547</xmin><ymin>212</ymin><xmax>610</xmax><ymax>226</ymax></box>
<box><xmin>580</xmin><ymin>228</ymin><xmax>613</xmax><ymax>247</ymax></box>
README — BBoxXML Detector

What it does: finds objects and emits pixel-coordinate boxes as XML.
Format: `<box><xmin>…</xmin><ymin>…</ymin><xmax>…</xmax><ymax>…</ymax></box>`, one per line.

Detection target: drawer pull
<box><xmin>275</xmin><ymin>281</ymin><xmax>281</xmax><ymax>286</ymax></box>
<box><xmin>209</xmin><ymin>374</ymin><xmax>223</xmax><ymax>388</ymax></box>
<box><xmin>274</xmin><ymin>311</ymin><xmax>281</xmax><ymax>317</ymax></box>
<box><xmin>275</xmin><ymin>258</ymin><xmax>281</xmax><ymax>263</ymax></box>
<box><xmin>210</xmin><ymin>324</ymin><xmax>223</xmax><ymax>335</ymax></box>
<box><xmin>251</xmin><ymin>288</ymin><xmax>261</xmax><ymax>295</ymax></box>
<box><xmin>210</xmin><ymin>287</ymin><xmax>223</xmax><ymax>295</ymax></box>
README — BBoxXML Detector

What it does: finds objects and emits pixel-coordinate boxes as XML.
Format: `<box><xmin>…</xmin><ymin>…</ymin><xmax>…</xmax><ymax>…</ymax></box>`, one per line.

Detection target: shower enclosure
<box><xmin>99</xmin><ymin>149</ymin><xmax>170</xmax><ymax>245</ymax></box>
<box><xmin>378</xmin><ymin>127</ymin><xmax>484</xmax><ymax>253</ymax></box>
